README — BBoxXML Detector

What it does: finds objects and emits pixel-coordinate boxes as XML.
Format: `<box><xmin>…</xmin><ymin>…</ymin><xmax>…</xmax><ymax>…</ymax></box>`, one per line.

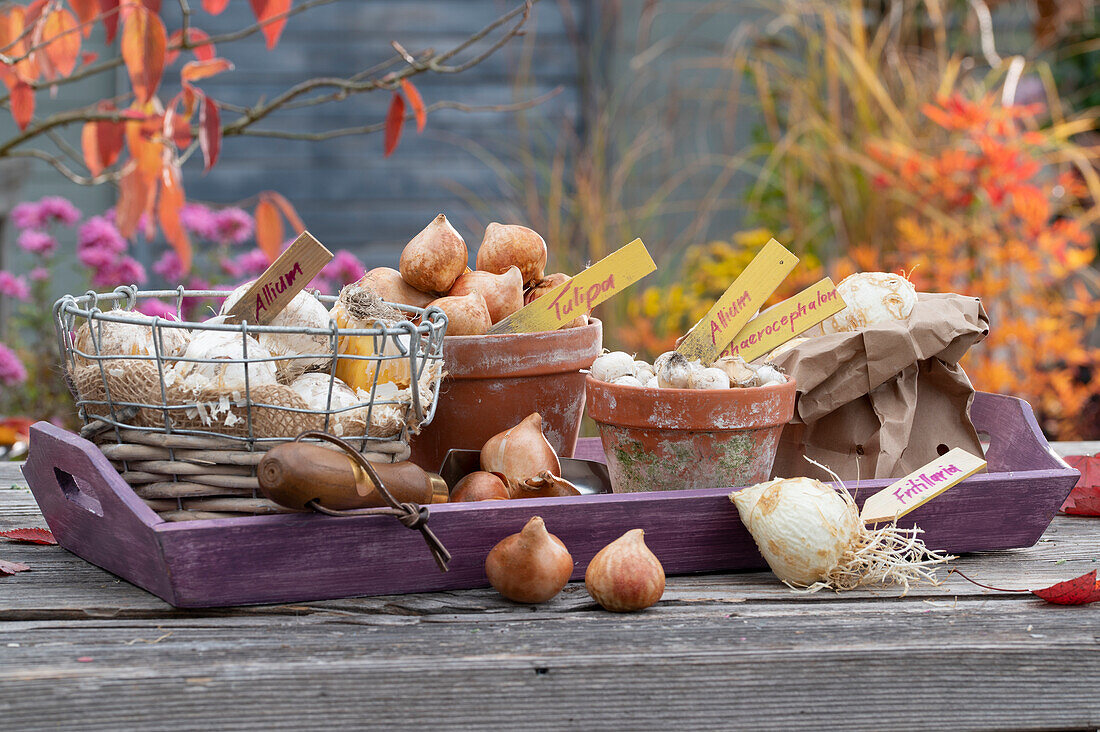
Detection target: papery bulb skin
<box><xmin>485</xmin><ymin>516</ymin><xmax>574</xmax><ymax>603</ymax></box>
<box><xmin>477</xmin><ymin>223</ymin><xmax>547</xmax><ymax>286</ymax></box>
<box><xmin>399</xmin><ymin>214</ymin><xmax>468</xmax><ymax>294</ymax></box>
<box><xmin>584</xmin><ymin>529</ymin><xmax>665</xmax><ymax>612</ymax></box>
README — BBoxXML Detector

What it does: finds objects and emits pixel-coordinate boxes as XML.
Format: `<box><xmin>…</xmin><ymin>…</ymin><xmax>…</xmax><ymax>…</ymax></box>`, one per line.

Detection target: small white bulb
<box><xmin>590</xmin><ymin>351</ymin><xmax>636</xmax><ymax>383</ymax></box>
<box><xmin>690</xmin><ymin>367</ymin><xmax>731</xmax><ymax>390</ymax></box>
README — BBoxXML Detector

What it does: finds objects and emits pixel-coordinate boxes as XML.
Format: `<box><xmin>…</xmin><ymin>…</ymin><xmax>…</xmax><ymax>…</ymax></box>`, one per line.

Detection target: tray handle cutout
<box><xmin>53</xmin><ymin>467</ymin><xmax>104</xmax><ymax>517</ymax></box>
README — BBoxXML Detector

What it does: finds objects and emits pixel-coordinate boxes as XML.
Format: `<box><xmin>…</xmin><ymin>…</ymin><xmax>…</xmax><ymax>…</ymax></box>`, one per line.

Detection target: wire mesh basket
<box><xmin>54</xmin><ymin>285</ymin><xmax>447</xmax><ymax>521</ymax></box>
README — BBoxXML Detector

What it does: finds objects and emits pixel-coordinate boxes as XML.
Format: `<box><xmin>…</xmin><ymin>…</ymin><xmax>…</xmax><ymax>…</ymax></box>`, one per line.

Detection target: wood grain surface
<box><xmin>1</xmin><ymin>458</ymin><xmax>1098</xmax><ymax>731</ymax></box>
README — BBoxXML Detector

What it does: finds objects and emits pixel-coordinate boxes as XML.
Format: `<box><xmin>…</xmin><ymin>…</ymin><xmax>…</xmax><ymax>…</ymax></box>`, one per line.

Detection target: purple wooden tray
<box><xmin>22</xmin><ymin>392</ymin><xmax>1080</xmax><ymax>608</ymax></box>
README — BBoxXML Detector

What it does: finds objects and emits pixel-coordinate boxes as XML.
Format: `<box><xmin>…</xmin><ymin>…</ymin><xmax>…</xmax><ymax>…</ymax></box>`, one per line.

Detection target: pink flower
<box><xmin>136</xmin><ymin>299</ymin><xmax>179</xmax><ymax>320</ymax></box>
<box><xmin>180</xmin><ymin>203</ymin><xmax>219</xmax><ymax>240</ymax></box>
<box><xmin>0</xmin><ymin>271</ymin><xmax>30</xmax><ymax>301</ymax></box>
<box><xmin>92</xmin><ymin>256</ymin><xmax>147</xmax><ymax>288</ymax></box>
<box><xmin>323</xmin><ymin>250</ymin><xmax>364</xmax><ymax>286</ymax></box>
<box><xmin>38</xmin><ymin>196</ymin><xmax>81</xmax><ymax>226</ymax></box>
<box><xmin>153</xmin><ymin>251</ymin><xmax>185</xmax><ymax>282</ymax></box>
<box><xmin>77</xmin><ymin>245</ymin><xmax>117</xmax><ymax>271</ymax></box>
<box><xmin>212</xmin><ymin>207</ymin><xmax>254</xmax><ymax>245</ymax></box>
<box><xmin>30</xmin><ymin>267</ymin><xmax>50</xmax><ymax>282</ymax></box>
<box><xmin>78</xmin><ymin>216</ymin><xmax>127</xmax><ymax>254</ymax></box>
<box><xmin>0</xmin><ymin>342</ymin><xmax>27</xmax><ymax>386</ymax></box>
<box><xmin>230</xmin><ymin>249</ymin><xmax>271</xmax><ymax>278</ymax></box>
<box><xmin>308</xmin><ymin>274</ymin><xmax>336</xmax><ymax>294</ymax></box>
<box><xmin>11</xmin><ymin>196</ymin><xmax>81</xmax><ymax>229</ymax></box>
<box><xmin>17</xmin><ymin>229</ymin><xmax>57</xmax><ymax>256</ymax></box>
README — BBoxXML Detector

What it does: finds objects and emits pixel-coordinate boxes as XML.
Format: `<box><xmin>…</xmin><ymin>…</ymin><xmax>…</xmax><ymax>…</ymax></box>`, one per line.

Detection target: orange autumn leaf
<box><xmin>81</xmin><ymin>108</ymin><xmax>125</xmax><ymax>176</ymax></box>
<box><xmin>181</xmin><ymin>57</ymin><xmax>233</xmax><ymax>84</ymax></box>
<box><xmin>69</xmin><ymin>0</ymin><xmax>98</xmax><ymax>37</ymax></box>
<box><xmin>248</xmin><ymin>0</ymin><xmax>291</xmax><ymax>50</ymax></box>
<box><xmin>254</xmin><ymin>197</ymin><xmax>284</xmax><ymax>262</ymax></box>
<box><xmin>120</xmin><ymin>5</ymin><xmax>166</xmax><ymax>104</ymax></box>
<box><xmin>203</xmin><ymin>0</ymin><xmax>229</xmax><ymax>14</ymax></box>
<box><xmin>401</xmin><ymin>79</ymin><xmax>426</xmax><ymax>132</ymax></box>
<box><xmin>199</xmin><ymin>95</ymin><xmax>221</xmax><ymax>172</ymax></box>
<box><xmin>0</xmin><ymin>6</ymin><xmax>39</xmax><ymax>84</ymax></box>
<box><xmin>9</xmin><ymin>81</ymin><xmax>34</xmax><ymax>130</ymax></box>
<box><xmin>116</xmin><ymin>164</ymin><xmax>154</xmax><ymax>238</ymax></box>
<box><xmin>158</xmin><ymin>163</ymin><xmax>192</xmax><ymax>272</ymax></box>
<box><xmin>384</xmin><ymin>91</ymin><xmax>405</xmax><ymax>157</ymax></box>
<box><xmin>166</xmin><ymin>27</ymin><xmax>215</xmax><ymax>65</ymax></box>
<box><xmin>98</xmin><ymin>0</ymin><xmax>120</xmax><ymax>44</ymax></box>
<box><xmin>125</xmin><ymin>105</ymin><xmax>163</xmax><ymax>181</ymax></box>
<box><xmin>41</xmin><ymin>9</ymin><xmax>81</xmax><ymax>79</ymax></box>
<box><xmin>261</xmin><ymin>190</ymin><xmax>304</xmax><ymax>234</ymax></box>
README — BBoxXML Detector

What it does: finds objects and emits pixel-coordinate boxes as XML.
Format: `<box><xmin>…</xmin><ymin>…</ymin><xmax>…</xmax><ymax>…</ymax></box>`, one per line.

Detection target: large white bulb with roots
<box><xmin>821</xmin><ymin>272</ymin><xmax>917</xmax><ymax>334</ymax></box>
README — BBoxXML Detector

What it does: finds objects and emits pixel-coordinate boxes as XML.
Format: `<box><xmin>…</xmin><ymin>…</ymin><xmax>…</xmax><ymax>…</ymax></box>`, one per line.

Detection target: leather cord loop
<box><xmin>294</xmin><ymin>430</ymin><xmax>451</xmax><ymax>572</ymax></box>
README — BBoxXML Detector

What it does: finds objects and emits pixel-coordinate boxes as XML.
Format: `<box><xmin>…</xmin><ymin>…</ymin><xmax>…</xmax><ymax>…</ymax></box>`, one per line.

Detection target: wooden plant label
<box><xmin>721</xmin><ymin>278</ymin><xmax>845</xmax><ymax>362</ymax></box>
<box><xmin>487</xmin><ymin>238</ymin><xmax>656</xmax><ymax>335</ymax></box>
<box><xmin>675</xmin><ymin>238</ymin><xmax>797</xmax><ymax>363</ymax></box>
<box><xmin>860</xmin><ymin>448</ymin><xmax>987</xmax><ymax>524</ymax></box>
<box><xmin>224</xmin><ymin>231</ymin><xmax>333</xmax><ymax>325</ymax></box>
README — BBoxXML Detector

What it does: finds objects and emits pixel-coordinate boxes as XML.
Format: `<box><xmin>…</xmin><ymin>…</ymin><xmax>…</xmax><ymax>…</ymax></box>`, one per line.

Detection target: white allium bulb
<box><xmin>590</xmin><ymin>351</ymin><xmax>636</xmax><ymax>383</ymax></box>
<box><xmin>753</xmin><ymin>364</ymin><xmax>787</xmax><ymax>387</ymax></box>
<box><xmin>289</xmin><ymin>373</ymin><xmax>364</xmax><ymax>436</ymax></box>
<box><xmin>634</xmin><ymin>361</ymin><xmax>655</xmax><ymax>382</ymax></box>
<box><xmin>173</xmin><ymin>317</ymin><xmax>279</xmax><ymax>392</ymax></box>
<box><xmin>821</xmin><ymin>272</ymin><xmax>917</xmax><ymax>334</ymax></box>
<box><xmin>713</xmin><ymin>355</ymin><xmax>756</xmax><ymax>387</ymax></box>
<box><xmin>652</xmin><ymin>351</ymin><xmax>676</xmax><ymax>375</ymax></box>
<box><xmin>690</xmin><ymin>367</ymin><xmax>731</xmax><ymax>390</ymax></box>
<box><xmin>732</xmin><ymin>477</ymin><xmax>860</xmax><ymax>586</ymax></box>
<box><xmin>221</xmin><ymin>284</ymin><xmax>333</xmax><ymax>381</ymax></box>
<box><xmin>656</xmin><ymin>352</ymin><xmax>693</xmax><ymax>389</ymax></box>
<box><xmin>611</xmin><ymin>374</ymin><xmax>644</xmax><ymax>388</ymax></box>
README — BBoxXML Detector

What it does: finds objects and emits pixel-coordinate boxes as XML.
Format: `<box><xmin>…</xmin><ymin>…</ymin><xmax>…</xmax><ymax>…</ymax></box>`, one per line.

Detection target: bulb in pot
<box><xmin>590</xmin><ymin>351</ymin><xmax>636</xmax><ymax>383</ymax></box>
<box><xmin>451</xmin><ymin>471</ymin><xmax>511</xmax><ymax>502</ymax></box>
<box><xmin>485</xmin><ymin>516</ymin><xmax>574</xmax><ymax>603</ymax></box>
<box><xmin>399</xmin><ymin>213</ymin><xmax>468</xmax><ymax>294</ymax></box>
<box><xmin>480</xmin><ymin>412</ymin><xmax>561</xmax><ymax>494</ymax></box>
<box><xmin>447</xmin><ymin>266</ymin><xmax>524</xmax><ymax>323</ymax></box>
<box><xmin>585</xmin><ymin>529</ymin><xmax>665</xmax><ymax>612</ymax></box>
<box><xmin>356</xmin><ymin>267</ymin><xmax>434</xmax><ymax>309</ymax></box>
<box><xmin>477</xmin><ymin>222</ymin><xmax>547</xmax><ymax>286</ymax></box>
<box><xmin>429</xmin><ymin>291</ymin><xmax>492</xmax><ymax>336</ymax></box>
<box><xmin>690</xmin><ymin>367</ymin><xmax>731</xmax><ymax>390</ymax></box>
<box><xmin>656</xmin><ymin>352</ymin><xmax>693</xmax><ymax>389</ymax></box>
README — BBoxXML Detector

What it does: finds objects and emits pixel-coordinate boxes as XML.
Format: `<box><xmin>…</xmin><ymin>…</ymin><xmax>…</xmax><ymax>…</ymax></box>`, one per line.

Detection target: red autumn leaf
<box><xmin>9</xmin><ymin>81</ymin><xmax>34</xmax><ymax>130</ymax></box>
<box><xmin>0</xmin><ymin>6</ymin><xmax>39</xmax><ymax>84</ymax></box>
<box><xmin>0</xmin><ymin>528</ymin><xmax>57</xmax><ymax>545</ymax></box>
<box><xmin>262</xmin><ymin>190</ymin><xmax>304</xmax><ymax>234</ymax></box>
<box><xmin>1032</xmin><ymin>570</ymin><xmax>1100</xmax><ymax>605</ymax></box>
<box><xmin>203</xmin><ymin>0</ymin><xmax>229</xmax><ymax>14</ymax></box>
<box><xmin>81</xmin><ymin>50</ymin><xmax>98</xmax><ymax>65</ymax></box>
<box><xmin>81</xmin><ymin>112</ymin><xmax>125</xmax><ymax>176</ymax></box>
<box><xmin>116</xmin><ymin>163</ymin><xmax>155</xmax><ymax>238</ymax></box>
<box><xmin>0</xmin><ymin>417</ymin><xmax>33</xmax><ymax>446</ymax></box>
<box><xmin>158</xmin><ymin>163</ymin><xmax>192</xmax><ymax>272</ymax></box>
<box><xmin>69</xmin><ymin>0</ymin><xmax>98</xmax><ymax>36</ymax></box>
<box><xmin>254</xmin><ymin>197</ymin><xmax>284</xmax><ymax>262</ymax></box>
<box><xmin>199</xmin><ymin>95</ymin><xmax>221</xmax><ymax>173</ymax></box>
<box><xmin>97</xmin><ymin>0</ymin><xmax>119</xmax><ymax>43</ymax></box>
<box><xmin>0</xmin><ymin>558</ymin><xmax>30</xmax><ymax>576</ymax></box>
<box><xmin>125</xmin><ymin>101</ymin><xmax>164</xmax><ymax>179</ymax></box>
<box><xmin>166</xmin><ymin>28</ymin><xmax>215</xmax><ymax>65</ymax></box>
<box><xmin>41</xmin><ymin>9</ymin><xmax>81</xmax><ymax>78</ymax></box>
<box><xmin>120</xmin><ymin>5</ymin><xmax>166</xmax><ymax>104</ymax></box>
<box><xmin>384</xmin><ymin>91</ymin><xmax>405</xmax><ymax>158</ymax></box>
<box><xmin>181</xmin><ymin>57</ymin><xmax>232</xmax><ymax>84</ymax></box>
<box><xmin>248</xmin><ymin>0</ymin><xmax>291</xmax><ymax>50</ymax></box>
<box><xmin>1061</xmin><ymin>455</ymin><xmax>1100</xmax><ymax>516</ymax></box>
<box><xmin>401</xmin><ymin>79</ymin><xmax>426</xmax><ymax>132</ymax></box>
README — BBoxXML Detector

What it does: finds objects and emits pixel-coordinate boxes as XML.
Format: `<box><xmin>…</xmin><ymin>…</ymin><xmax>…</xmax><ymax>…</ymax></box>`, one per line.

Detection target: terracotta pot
<box><xmin>585</xmin><ymin>375</ymin><xmax>796</xmax><ymax>493</ymax></box>
<box><xmin>409</xmin><ymin>320</ymin><xmax>603</xmax><ymax>470</ymax></box>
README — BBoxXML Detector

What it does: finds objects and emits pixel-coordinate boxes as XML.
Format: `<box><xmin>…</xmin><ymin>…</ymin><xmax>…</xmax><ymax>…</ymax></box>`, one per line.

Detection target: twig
<box><xmin>233</xmin><ymin>89</ymin><xmax>563</xmax><ymax>141</ymax></box>
<box><xmin>6</xmin><ymin>149</ymin><xmax>125</xmax><ymax>185</ymax></box>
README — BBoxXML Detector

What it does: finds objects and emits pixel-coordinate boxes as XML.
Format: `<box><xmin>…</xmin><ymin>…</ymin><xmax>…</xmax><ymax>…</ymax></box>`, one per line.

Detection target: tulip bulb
<box><xmin>451</xmin><ymin>471</ymin><xmax>511</xmax><ymax>502</ymax></box>
<box><xmin>447</xmin><ymin>266</ymin><xmax>524</xmax><ymax>323</ymax></box>
<box><xmin>429</xmin><ymin>291</ymin><xmax>493</xmax><ymax>336</ymax></box>
<box><xmin>584</xmin><ymin>529</ymin><xmax>665</xmax><ymax>612</ymax></box>
<box><xmin>356</xmin><ymin>267</ymin><xmax>434</xmax><ymax>309</ymax></box>
<box><xmin>399</xmin><ymin>213</ymin><xmax>468</xmax><ymax>294</ymax></box>
<box><xmin>480</xmin><ymin>413</ymin><xmax>561</xmax><ymax>493</ymax></box>
<box><xmin>485</xmin><ymin>516</ymin><xmax>574</xmax><ymax>603</ymax></box>
<box><xmin>477</xmin><ymin>222</ymin><xmax>547</xmax><ymax>286</ymax></box>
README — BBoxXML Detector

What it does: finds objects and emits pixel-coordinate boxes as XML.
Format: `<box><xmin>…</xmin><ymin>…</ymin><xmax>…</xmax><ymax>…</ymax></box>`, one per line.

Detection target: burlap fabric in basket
<box><xmin>71</xmin><ymin>360</ymin><xmax>411</xmax><ymax>521</ymax></box>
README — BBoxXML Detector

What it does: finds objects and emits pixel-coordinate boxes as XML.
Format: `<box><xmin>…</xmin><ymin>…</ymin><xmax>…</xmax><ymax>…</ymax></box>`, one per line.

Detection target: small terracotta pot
<box><xmin>409</xmin><ymin>320</ymin><xmax>603</xmax><ymax>470</ymax></box>
<box><xmin>585</xmin><ymin>375</ymin><xmax>796</xmax><ymax>493</ymax></box>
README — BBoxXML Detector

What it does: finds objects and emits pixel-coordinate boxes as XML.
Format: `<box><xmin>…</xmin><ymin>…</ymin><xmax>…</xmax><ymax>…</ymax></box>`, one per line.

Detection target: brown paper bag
<box><xmin>768</xmin><ymin>293</ymin><xmax>989</xmax><ymax>481</ymax></box>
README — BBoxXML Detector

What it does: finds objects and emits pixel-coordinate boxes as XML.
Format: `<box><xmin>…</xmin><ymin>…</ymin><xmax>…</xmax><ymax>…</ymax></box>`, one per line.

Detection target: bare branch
<box><xmin>233</xmin><ymin>88</ymin><xmax>563</xmax><ymax>141</ymax></box>
<box><xmin>7</xmin><ymin>149</ymin><xmax>125</xmax><ymax>186</ymax></box>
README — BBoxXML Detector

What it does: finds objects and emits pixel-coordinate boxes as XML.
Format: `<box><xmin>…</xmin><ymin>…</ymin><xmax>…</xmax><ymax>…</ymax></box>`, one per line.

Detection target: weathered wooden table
<box><xmin>1</xmin><ymin>447</ymin><xmax>1098</xmax><ymax>731</ymax></box>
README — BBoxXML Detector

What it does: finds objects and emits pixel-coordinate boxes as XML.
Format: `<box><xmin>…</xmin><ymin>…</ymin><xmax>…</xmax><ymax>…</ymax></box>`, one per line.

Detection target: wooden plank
<box><xmin>676</xmin><ymin>239</ymin><xmax>798</xmax><ymax>363</ymax></box>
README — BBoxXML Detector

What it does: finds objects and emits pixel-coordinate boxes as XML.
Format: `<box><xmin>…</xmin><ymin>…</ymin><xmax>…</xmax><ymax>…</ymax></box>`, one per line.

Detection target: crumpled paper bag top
<box><xmin>768</xmin><ymin>293</ymin><xmax>989</xmax><ymax>481</ymax></box>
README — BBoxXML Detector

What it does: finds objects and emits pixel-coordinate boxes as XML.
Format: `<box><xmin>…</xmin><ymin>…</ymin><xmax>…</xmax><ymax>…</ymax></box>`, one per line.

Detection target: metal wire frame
<box><xmin>54</xmin><ymin>285</ymin><xmax>448</xmax><ymax>456</ymax></box>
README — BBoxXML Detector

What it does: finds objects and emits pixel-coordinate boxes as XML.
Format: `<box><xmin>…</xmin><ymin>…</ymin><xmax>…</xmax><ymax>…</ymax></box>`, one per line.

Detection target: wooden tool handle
<box><xmin>258</xmin><ymin>442</ymin><xmax>447</xmax><ymax>511</ymax></box>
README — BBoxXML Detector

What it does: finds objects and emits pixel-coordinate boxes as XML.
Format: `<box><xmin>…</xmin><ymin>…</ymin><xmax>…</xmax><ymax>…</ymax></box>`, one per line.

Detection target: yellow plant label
<box><xmin>721</xmin><ymin>278</ymin><xmax>845</xmax><ymax>362</ymax></box>
<box><xmin>487</xmin><ymin>238</ymin><xmax>656</xmax><ymax>335</ymax></box>
<box><xmin>675</xmin><ymin>238</ymin><xmax>798</xmax><ymax>363</ymax></box>
<box><xmin>860</xmin><ymin>448</ymin><xmax>987</xmax><ymax>524</ymax></box>
<box><xmin>224</xmin><ymin>231</ymin><xmax>333</xmax><ymax>325</ymax></box>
